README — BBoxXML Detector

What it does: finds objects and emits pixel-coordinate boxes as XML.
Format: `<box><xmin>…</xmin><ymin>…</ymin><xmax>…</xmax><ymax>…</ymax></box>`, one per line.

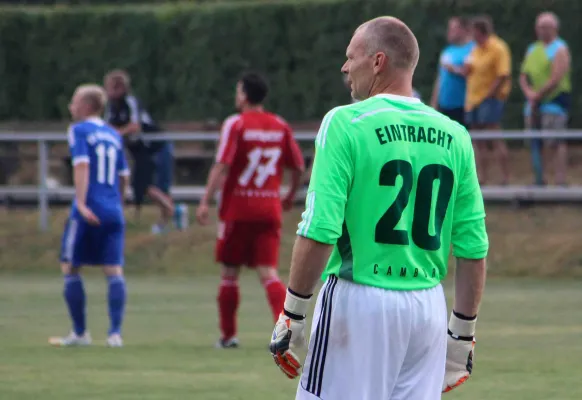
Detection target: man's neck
<box><xmin>457</xmin><ymin>37</ymin><xmax>471</xmax><ymax>46</ymax></box>
<box><xmin>78</xmin><ymin>114</ymin><xmax>101</xmax><ymax>122</ymax></box>
<box><xmin>479</xmin><ymin>35</ymin><xmax>492</xmax><ymax>47</ymax></box>
<box><xmin>369</xmin><ymin>77</ymin><xmax>413</xmax><ymax>99</ymax></box>
<box><xmin>241</xmin><ymin>104</ymin><xmax>264</xmax><ymax>113</ymax></box>
<box><xmin>542</xmin><ymin>36</ymin><xmax>557</xmax><ymax>45</ymax></box>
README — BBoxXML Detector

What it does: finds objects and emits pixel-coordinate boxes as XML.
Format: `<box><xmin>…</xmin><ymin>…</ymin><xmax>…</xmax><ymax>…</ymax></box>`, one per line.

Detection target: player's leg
<box><xmin>466</xmin><ymin>109</ymin><xmax>488</xmax><ymax>185</ymax></box>
<box><xmin>148</xmin><ymin>185</ymin><xmax>175</xmax><ymax>234</ymax></box>
<box><xmin>215</xmin><ymin>221</ymin><xmax>247</xmax><ymax>348</ymax></box>
<box><xmin>103</xmin><ymin>265</ymin><xmax>126</xmax><ymax>347</ymax></box>
<box><xmin>296</xmin><ymin>277</ymin><xmax>408</xmax><ymax>400</ymax></box>
<box><xmin>251</xmin><ymin>223</ymin><xmax>286</xmax><ymax>322</ymax></box>
<box><xmin>99</xmin><ymin>221</ymin><xmax>127</xmax><ymax>347</ymax></box>
<box><xmin>50</xmin><ymin>217</ymin><xmax>91</xmax><ymax>347</ymax></box>
<box><xmin>525</xmin><ymin>114</ymin><xmax>545</xmax><ymax>186</ymax></box>
<box><xmin>484</xmin><ymin>99</ymin><xmax>509</xmax><ymax>185</ymax></box>
<box><xmin>391</xmin><ymin>285</ymin><xmax>448</xmax><ymax>400</ymax></box>
<box><xmin>216</xmin><ymin>264</ymin><xmax>242</xmax><ymax>348</ymax></box>
<box><xmin>543</xmin><ymin>114</ymin><xmax>568</xmax><ymax>185</ymax></box>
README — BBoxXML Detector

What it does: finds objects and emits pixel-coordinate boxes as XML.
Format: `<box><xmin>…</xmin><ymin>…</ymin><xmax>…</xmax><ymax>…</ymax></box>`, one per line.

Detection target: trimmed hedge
<box><xmin>1</xmin><ymin>0</ymin><xmax>581</xmax><ymax>127</ymax></box>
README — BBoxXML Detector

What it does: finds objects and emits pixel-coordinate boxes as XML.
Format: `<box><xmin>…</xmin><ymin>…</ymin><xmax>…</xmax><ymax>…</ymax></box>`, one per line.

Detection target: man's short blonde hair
<box><xmin>104</xmin><ymin>69</ymin><xmax>131</xmax><ymax>88</ymax></box>
<box><xmin>358</xmin><ymin>16</ymin><xmax>419</xmax><ymax>71</ymax></box>
<box><xmin>75</xmin><ymin>84</ymin><xmax>107</xmax><ymax>113</ymax></box>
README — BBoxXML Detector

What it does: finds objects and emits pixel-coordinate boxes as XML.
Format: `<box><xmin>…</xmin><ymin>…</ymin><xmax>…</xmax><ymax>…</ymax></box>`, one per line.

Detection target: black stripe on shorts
<box><xmin>306</xmin><ymin>275</ymin><xmax>338</xmax><ymax>396</ymax></box>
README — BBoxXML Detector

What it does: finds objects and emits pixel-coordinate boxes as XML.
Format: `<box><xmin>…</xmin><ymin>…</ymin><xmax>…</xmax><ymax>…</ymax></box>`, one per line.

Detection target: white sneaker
<box><xmin>215</xmin><ymin>337</ymin><xmax>239</xmax><ymax>349</ymax></box>
<box><xmin>106</xmin><ymin>334</ymin><xmax>123</xmax><ymax>348</ymax></box>
<box><xmin>49</xmin><ymin>331</ymin><xmax>92</xmax><ymax>347</ymax></box>
<box><xmin>151</xmin><ymin>224</ymin><xmax>166</xmax><ymax>235</ymax></box>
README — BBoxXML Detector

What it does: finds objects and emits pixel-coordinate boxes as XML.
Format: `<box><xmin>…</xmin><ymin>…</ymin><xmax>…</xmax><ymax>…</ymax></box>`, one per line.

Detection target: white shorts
<box><xmin>296</xmin><ymin>275</ymin><xmax>447</xmax><ymax>400</ymax></box>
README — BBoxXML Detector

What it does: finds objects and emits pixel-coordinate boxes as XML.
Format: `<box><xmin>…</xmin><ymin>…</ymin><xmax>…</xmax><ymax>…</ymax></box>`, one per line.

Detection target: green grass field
<box><xmin>0</xmin><ymin>206</ymin><xmax>581</xmax><ymax>399</ymax></box>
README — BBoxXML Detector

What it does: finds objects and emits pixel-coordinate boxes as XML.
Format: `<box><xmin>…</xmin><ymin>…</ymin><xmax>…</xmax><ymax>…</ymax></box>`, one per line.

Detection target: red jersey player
<box><xmin>196</xmin><ymin>72</ymin><xmax>305</xmax><ymax>348</ymax></box>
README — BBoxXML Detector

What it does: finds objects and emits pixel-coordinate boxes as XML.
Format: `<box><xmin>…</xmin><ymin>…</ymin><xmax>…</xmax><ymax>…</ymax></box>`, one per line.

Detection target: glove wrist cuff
<box><xmin>284</xmin><ymin>288</ymin><xmax>312</xmax><ymax>319</ymax></box>
<box><xmin>449</xmin><ymin>311</ymin><xmax>476</xmax><ymax>338</ymax></box>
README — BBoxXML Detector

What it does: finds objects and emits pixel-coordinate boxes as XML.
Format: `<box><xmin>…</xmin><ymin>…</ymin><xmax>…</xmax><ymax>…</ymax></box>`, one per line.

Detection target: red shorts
<box><xmin>215</xmin><ymin>220</ymin><xmax>281</xmax><ymax>268</ymax></box>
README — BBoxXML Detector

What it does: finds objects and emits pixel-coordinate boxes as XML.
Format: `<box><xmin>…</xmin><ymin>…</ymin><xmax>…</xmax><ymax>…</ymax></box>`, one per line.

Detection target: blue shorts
<box><xmin>465</xmin><ymin>98</ymin><xmax>505</xmax><ymax>126</ymax></box>
<box><xmin>60</xmin><ymin>214</ymin><xmax>125</xmax><ymax>267</ymax></box>
<box><xmin>154</xmin><ymin>142</ymin><xmax>173</xmax><ymax>194</ymax></box>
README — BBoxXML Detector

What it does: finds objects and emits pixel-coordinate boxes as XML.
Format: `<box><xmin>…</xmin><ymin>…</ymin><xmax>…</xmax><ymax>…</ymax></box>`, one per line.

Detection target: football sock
<box><xmin>107</xmin><ymin>275</ymin><xmax>127</xmax><ymax>336</ymax></box>
<box><xmin>217</xmin><ymin>277</ymin><xmax>240</xmax><ymax>340</ymax></box>
<box><xmin>262</xmin><ymin>277</ymin><xmax>286</xmax><ymax>322</ymax></box>
<box><xmin>63</xmin><ymin>274</ymin><xmax>86</xmax><ymax>336</ymax></box>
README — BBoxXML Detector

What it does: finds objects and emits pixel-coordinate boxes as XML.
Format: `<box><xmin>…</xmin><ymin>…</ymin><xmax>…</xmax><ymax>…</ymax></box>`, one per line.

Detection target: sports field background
<box><xmin>0</xmin><ymin>206</ymin><xmax>581</xmax><ymax>399</ymax></box>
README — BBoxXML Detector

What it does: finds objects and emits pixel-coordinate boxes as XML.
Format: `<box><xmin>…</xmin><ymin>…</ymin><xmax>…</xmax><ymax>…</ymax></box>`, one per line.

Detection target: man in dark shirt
<box><xmin>104</xmin><ymin>70</ymin><xmax>185</xmax><ymax>233</ymax></box>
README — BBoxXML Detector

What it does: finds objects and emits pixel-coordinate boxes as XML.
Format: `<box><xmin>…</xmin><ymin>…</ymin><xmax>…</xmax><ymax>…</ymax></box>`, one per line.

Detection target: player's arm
<box><xmin>519</xmin><ymin>73</ymin><xmax>535</xmax><ymax>100</ymax></box>
<box><xmin>200</xmin><ymin>163</ymin><xmax>229</xmax><ymax>206</ymax></box>
<box><xmin>270</xmin><ymin>109</ymin><xmax>353</xmax><ymax>378</ymax></box>
<box><xmin>486</xmin><ymin>45</ymin><xmax>511</xmax><ymax>99</ymax></box>
<box><xmin>196</xmin><ymin>116</ymin><xmax>238</xmax><ymax>225</ymax></box>
<box><xmin>536</xmin><ymin>46</ymin><xmax>570</xmax><ymax>99</ymax></box>
<box><xmin>443</xmin><ymin>137</ymin><xmax>489</xmax><ymax>393</ymax></box>
<box><xmin>282</xmin><ymin>127</ymin><xmax>306</xmax><ymax>210</ymax></box>
<box><xmin>519</xmin><ymin>46</ymin><xmax>535</xmax><ymax>100</ymax></box>
<box><xmin>430</xmin><ymin>73</ymin><xmax>440</xmax><ymax>109</ymax></box>
<box><xmin>116</xmin><ymin>95</ymin><xmax>141</xmax><ymax>136</ymax></box>
<box><xmin>68</xmin><ymin>126</ymin><xmax>99</xmax><ymax>225</ymax></box>
<box><xmin>118</xmin><ymin>149</ymin><xmax>131</xmax><ymax>207</ymax></box>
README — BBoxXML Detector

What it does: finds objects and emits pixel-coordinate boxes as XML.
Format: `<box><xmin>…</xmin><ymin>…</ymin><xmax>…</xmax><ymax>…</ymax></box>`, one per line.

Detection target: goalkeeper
<box><xmin>269</xmin><ymin>16</ymin><xmax>488</xmax><ymax>399</ymax></box>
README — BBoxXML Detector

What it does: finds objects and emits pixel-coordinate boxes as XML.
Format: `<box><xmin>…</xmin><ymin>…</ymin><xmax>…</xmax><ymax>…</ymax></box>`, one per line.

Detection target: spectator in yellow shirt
<box><xmin>464</xmin><ymin>16</ymin><xmax>512</xmax><ymax>185</ymax></box>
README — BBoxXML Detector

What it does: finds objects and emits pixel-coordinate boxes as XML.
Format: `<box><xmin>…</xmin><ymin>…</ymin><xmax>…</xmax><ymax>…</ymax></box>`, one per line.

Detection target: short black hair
<box><xmin>240</xmin><ymin>72</ymin><xmax>268</xmax><ymax>105</ymax></box>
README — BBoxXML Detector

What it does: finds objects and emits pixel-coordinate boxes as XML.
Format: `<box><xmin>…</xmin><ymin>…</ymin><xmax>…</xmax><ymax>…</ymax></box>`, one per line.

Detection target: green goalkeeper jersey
<box><xmin>297</xmin><ymin>94</ymin><xmax>488</xmax><ymax>291</ymax></box>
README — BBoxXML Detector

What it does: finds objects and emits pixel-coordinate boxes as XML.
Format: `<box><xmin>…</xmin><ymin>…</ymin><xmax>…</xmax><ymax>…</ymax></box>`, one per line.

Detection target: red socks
<box><xmin>262</xmin><ymin>278</ymin><xmax>286</xmax><ymax>322</ymax></box>
<box><xmin>217</xmin><ymin>276</ymin><xmax>286</xmax><ymax>340</ymax></box>
<box><xmin>217</xmin><ymin>278</ymin><xmax>240</xmax><ymax>340</ymax></box>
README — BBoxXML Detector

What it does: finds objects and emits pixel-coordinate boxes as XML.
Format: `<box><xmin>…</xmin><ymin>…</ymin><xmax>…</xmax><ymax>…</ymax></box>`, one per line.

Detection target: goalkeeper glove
<box><xmin>442</xmin><ymin>311</ymin><xmax>476</xmax><ymax>393</ymax></box>
<box><xmin>269</xmin><ymin>289</ymin><xmax>311</xmax><ymax>379</ymax></box>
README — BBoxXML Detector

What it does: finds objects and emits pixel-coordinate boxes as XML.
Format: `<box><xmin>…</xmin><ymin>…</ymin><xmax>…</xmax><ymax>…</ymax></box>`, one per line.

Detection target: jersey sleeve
<box><xmin>67</xmin><ymin>124</ymin><xmax>89</xmax><ymax>166</ymax></box>
<box><xmin>117</xmin><ymin>148</ymin><xmax>130</xmax><ymax>177</ymax></box>
<box><xmin>297</xmin><ymin>108</ymin><xmax>353</xmax><ymax>245</ymax></box>
<box><xmin>215</xmin><ymin>115</ymin><xmax>241</xmax><ymax>165</ymax></box>
<box><xmin>283</xmin><ymin>126</ymin><xmax>305</xmax><ymax>171</ymax></box>
<box><xmin>451</xmin><ymin>139</ymin><xmax>489</xmax><ymax>259</ymax></box>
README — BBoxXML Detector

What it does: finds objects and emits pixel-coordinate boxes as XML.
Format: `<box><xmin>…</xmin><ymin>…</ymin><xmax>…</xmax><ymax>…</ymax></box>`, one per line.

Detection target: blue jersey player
<box><xmin>49</xmin><ymin>84</ymin><xmax>130</xmax><ymax>348</ymax></box>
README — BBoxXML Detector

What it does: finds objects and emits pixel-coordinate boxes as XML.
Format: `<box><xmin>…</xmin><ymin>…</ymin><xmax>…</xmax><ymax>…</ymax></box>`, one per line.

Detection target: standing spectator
<box><xmin>464</xmin><ymin>16</ymin><xmax>512</xmax><ymax>185</ymax></box>
<box><xmin>430</xmin><ymin>16</ymin><xmax>475</xmax><ymax>127</ymax></box>
<box><xmin>519</xmin><ymin>12</ymin><xmax>571</xmax><ymax>186</ymax></box>
<box><xmin>103</xmin><ymin>70</ymin><xmax>185</xmax><ymax>233</ymax></box>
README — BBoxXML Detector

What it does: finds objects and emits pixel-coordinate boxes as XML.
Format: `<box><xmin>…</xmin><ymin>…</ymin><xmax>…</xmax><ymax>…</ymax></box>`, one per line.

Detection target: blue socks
<box><xmin>107</xmin><ymin>275</ymin><xmax>127</xmax><ymax>336</ymax></box>
<box><xmin>63</xmin><ymin>274</ymin><xmax>127</xmax><ymax>337</ymax></box>
<box><xmin>63</xmin><ymin>275</ymin><xmax>86</xmax><ymax>336</ymax></box>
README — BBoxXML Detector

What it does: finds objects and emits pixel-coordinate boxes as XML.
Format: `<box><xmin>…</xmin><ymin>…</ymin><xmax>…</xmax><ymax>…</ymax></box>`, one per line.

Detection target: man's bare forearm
<box><xmin>519</xmin><ymin>74</ymin><xmax>533</xmax><ymax>96</ymax></box>
<box><xmin>454</xmin><ymin>258</ymin><xmax>487</xmax><ymax>317</ymax></box>
<box><xmin>119</xmin><ymin>175</ymin><xmax>129</xmax><ymax>206</ymax></box>
<box><xmin>117</xmin><ymin>122</ymin><xmax>140</xmax><ymax>136</ymax></box>
<box><xmin>73</xmin><ymin>163</ymin><xmax>90</xmax><ymax>207</ymax></box>
<box><xmin>201</xmin><ymin>163</ymin><xmax>228</xmax><ymax>205</ymax></box>
<box><xmin>287</xmin><ymin>236</ymin><xmax>333</xmax><ymax>296</ymax></box>
<box><xmin>486</xmin><ymin>76</ymin><xmax>507</xmax><ymax>98</ymax></box>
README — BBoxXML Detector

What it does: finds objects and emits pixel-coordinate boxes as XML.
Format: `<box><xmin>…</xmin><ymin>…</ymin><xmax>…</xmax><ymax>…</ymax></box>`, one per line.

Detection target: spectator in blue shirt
<box><xmin>430</xmin><ymin>16</ymin><xmax>475</xmax><ymax>127</ymax></box>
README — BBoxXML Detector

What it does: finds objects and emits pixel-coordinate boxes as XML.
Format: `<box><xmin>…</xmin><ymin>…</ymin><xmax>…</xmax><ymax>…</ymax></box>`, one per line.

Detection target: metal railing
<box><xmin>1</xmin><ymin>129</ymin><xmax>582</xmax><ymax>232</ymax></box>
